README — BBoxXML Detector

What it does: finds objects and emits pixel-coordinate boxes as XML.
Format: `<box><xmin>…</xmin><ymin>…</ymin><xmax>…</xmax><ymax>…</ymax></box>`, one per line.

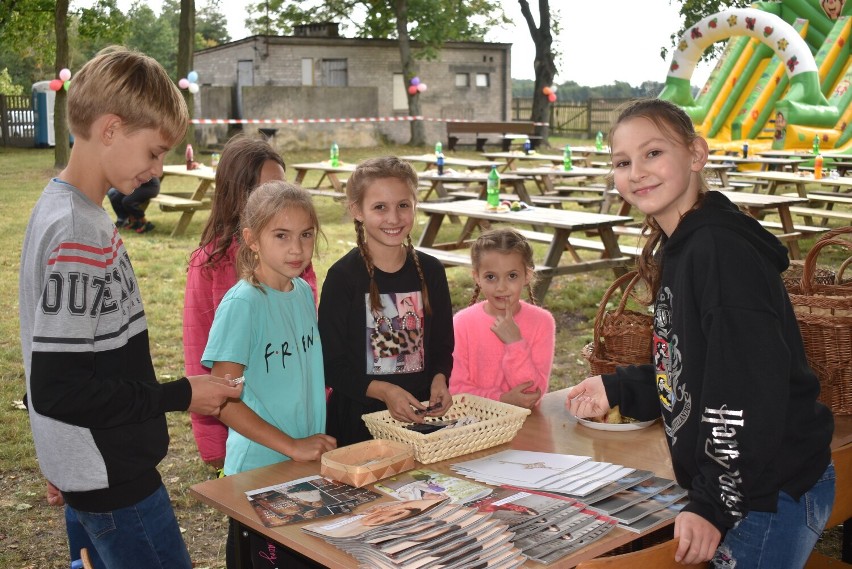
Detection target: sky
<box><xmin>73</xmin><ymin>0</ymin><xmax>715</xmax><ymax>88</ymax></box>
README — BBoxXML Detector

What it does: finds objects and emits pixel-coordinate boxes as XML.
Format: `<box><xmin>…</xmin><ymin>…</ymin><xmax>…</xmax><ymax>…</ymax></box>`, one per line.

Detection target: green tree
<box><xmin>246</xmin><ymin>0</ymin><xmax>506</xmax><ymax>145</ymax></box>
<box><xmin>0</xmin><ymin>68</ymin><xmax>24</xmax><ymax>95</ymax></box>
<box><xmin>126</xmin><ymin>2</ymin><xmax>177</xmax><ymax>72</ymax></box>
<box><xmin>196</xmin><ymin>0</ymin><xmax>230</xmax><ymax>48</ymax></box>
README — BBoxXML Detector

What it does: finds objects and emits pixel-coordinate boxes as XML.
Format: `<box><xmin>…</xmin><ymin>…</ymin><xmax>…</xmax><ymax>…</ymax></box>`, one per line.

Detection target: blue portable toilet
<box><xmin>32</xmin><ymin>81</ymin><xmax>55</xmax><ymax>147</ymax></box>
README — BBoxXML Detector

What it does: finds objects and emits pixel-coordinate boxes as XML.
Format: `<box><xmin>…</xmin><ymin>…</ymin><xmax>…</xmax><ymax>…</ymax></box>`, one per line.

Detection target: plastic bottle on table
<box><xmin>330</xmin><ymin>142</ymin><xmax>340</xmax><ymax>167</ymax></box>
<box><xmin>812</xmin><ymin>135</ymin><xmax>820</xmax><ymax>155</ymax></box>
<box><xmin>486</xmin><ymin>165</ymin><xmax>501</xmax><ymax>208</ymax></box>
<box><xmin>523</xmin><ymin>137</ymin><xmax>531</xmax><ymax>155</ymax></box>
<box><xmin>595</xmin><ymin>131</ymin><xmax>604</xmax><ymax>151</ymax></box>
<box><xmin>814</xmin><ymin>155</ymin><xmax>824</xmax><ymax>179</ymax></box>
<box><xmin>185</xmin><ymin>144</ymin><xmax>194</xmax><ymax>170</ymax></box>
<box><xmin>563</xmin><ymin>145</ymin><xmax>573</xmax><ymax>171</ymax></box>
<box><xmin>742</xmin><ymin>143</ymin><xmax>749</xmax><ymax>158</ymax></box>
<box><xmin>436</xmin><ymin>152</ymin><xmax>445</xmax><ymax>176</ymax></box>
<box><xmin>435</xmin><ymin>141</ymin><xmax>442</xmax><ymax>155</ymax></box>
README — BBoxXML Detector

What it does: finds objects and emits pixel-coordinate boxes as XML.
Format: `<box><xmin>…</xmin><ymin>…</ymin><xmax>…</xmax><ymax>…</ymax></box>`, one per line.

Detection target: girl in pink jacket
<box><xmin>449</xmin><ymin>228</ymin><xmax>555</xmax><ymax>408</ymax></box>
<box><xmin>183</xmin><ymin>135</ymin><xmax>317</xmax><ymax>471</ymax></box>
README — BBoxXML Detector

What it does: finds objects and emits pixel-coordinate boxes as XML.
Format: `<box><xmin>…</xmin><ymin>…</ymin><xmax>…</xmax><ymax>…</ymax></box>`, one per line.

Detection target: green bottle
<box><xmin>563</xmin><ymin>146</ymin><xmax>573</xmax><ymax>171</ymax></box>
<box><xmin>435</xmin><ymin>141</ymin><xmax>442</xmax><ymax>155</ymax></box>
<box><xmin>595</xmin><ymin>131</ymin><xmax>604</xmax><ymax>151</ymax></box>
<box><xmin>486</xmin><ymin>165</ymin><xmax>500</xmax><ymax>208</ymax></box>
<box><xmin>812</xmin><ymin>135</ymin><xmax>820</xmax><ymax>155</ymax></box>
<box><xmin>330</xmin><ymin>142</ymin><xmax>340</xmax><ymax>166</ymax></box>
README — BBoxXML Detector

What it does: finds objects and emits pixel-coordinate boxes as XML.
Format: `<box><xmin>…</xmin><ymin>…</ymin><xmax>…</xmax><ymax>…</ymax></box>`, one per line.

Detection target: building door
<box><xmin>236</xmin><ymin>60</ymin><xmax>254</xmax><ymax>119</ymax></box>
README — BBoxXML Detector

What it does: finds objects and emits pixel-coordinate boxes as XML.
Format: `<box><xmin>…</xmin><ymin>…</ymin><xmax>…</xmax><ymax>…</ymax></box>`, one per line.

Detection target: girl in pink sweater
<box><xmin>183</xmin><ymin>135</ymin><xmax>317</xmax><ymax>471</ymax></box>
<box><xmin>449</xmin><ymin>228</ymin><xmax>555</xmax><ymax>408</ymax></box>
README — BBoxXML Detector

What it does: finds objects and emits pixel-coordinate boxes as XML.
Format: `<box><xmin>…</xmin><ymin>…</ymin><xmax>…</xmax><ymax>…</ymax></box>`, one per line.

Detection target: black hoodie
<box><xmin>602</xmin><ymin>191</ymin><xmax>833</xmax><ymax>533</ymax></box>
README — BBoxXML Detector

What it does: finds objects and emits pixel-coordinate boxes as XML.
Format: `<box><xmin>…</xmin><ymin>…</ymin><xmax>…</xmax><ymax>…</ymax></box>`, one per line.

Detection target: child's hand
<box><xmin>379</xmin><ymin>383</ymin><xmax>429</xmax><ymax>423</ymax></box>
<box><xmin>500</xmin><ymin>381</ymin><xmax>542</xmax><ymax>409</ymax></box>
<box><xmin>428</xmin><ymin>375</ymin><xmax>453</xmax><ymax>417</ymax></box>
<box><xmin>289</xmin><ymin>434</ymin><xmax>337</xmax><ymax>462</ymax></box>
<box><xmin>674</xmin><ymin>511</ymin><xmax>721</xmax><ymax>564</ymax></box>
<box><xmin>565</xmin><ymin>376</ymin><xmax>609</xmax><ymax>419</ymax></box>
<box><xmin>186</xmin><ymin>374</ymin><xmax>244</xmax><ymax>416</ymax></box>
<box><xmin>46</xmin><ymin>481</ymin><xmax>64</xmax><ymax>506</ymax></box>
<box><xmin>490</xmin><ymin>305</ymin><xmax>522</xmax><ymax>344</ymax></box>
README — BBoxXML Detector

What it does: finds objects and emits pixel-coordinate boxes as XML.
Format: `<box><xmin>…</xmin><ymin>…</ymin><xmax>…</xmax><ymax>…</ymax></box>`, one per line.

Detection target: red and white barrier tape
<box><xmin>191</xmin><ymin>116</ymin><xmax>550</xmax><ymax>126</ymax></box>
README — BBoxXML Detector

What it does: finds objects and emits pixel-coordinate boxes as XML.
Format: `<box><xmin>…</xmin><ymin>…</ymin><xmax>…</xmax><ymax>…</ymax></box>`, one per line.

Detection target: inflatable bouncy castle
<box><xmin>659</xmin><ymin>0</ymin><xmax>852</xmax><ymax>153</ymax></box>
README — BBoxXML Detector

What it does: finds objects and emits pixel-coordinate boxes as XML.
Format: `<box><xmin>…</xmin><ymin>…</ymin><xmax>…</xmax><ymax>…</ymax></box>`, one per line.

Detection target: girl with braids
<box><xmin>318</xmin><ymin>156</ymin><xmax>454</xmax><ymax>446</ymax></box>
<box><xmin>449</xmin><ymin>228</ymin><xmax>554</xmax><ymax>409</ymax></box>
<box><xmin>203</xmin><ymin>181</ymin><xmax>334</xmax><ymax>569</ymax></box>
<box><xmin>184</xmin><ymin>134</ymin><xmax>317</xmax><ymax>472</ymax></box>
<box><xmin>566</xmin><ymin>98</ymin><xmax>833</xmax><ymax>567</ymax></box>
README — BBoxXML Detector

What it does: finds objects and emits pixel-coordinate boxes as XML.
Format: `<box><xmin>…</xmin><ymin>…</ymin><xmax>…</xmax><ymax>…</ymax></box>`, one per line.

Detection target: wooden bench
<box><xmin>446</xmin><ymin>190</ymin><xmax>601</xmax><ymax>209</ymax></box>
<box><xmin>515</xmin><ymin>229</ymin><xmax>644</xmax><ymax>258</ymax></box>
<box><xmin>446</xmin><ymin>121</ymin><xmax>540</xmax><ymax>152</ymax></box>
<box><xmin>417</xmin><ymin>246</ymin><xmax>552</xmax><ymax>275</ymax></box>
<box><xmin>150</xmin><ymin>194</ymin><xmax>209</xmax><ymax>213</ymax></box>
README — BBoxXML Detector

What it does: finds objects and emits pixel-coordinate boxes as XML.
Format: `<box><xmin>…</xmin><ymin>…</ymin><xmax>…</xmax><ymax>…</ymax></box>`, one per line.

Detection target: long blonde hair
<box><xmin>609</xmin><ymin>98</ymin><xmax>708</xmax><ymax>301</ymax></box>
<box><xmin>468</xmin><ymin>228</ymin><xmax>538</xmax><ymax>307</ymax></box>
<box><xmin>346</xmin><ymin>156</ymin><xmax>431</xmax><ymax>315</ymax></box>
<box><xmin>237</xmin><ymin>181</ymin><xmax>321</xmax><ymax>291</ymax></box>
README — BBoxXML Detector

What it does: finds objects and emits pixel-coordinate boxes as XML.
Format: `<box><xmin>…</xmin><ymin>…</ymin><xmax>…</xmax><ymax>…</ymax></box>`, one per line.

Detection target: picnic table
<box><xmin>706</xmin><ymin>154</ymin><xmax>804</xmax><ymax>172</ymax></box>
<box><xmin>400</xmin><ymin>154</ymin><xmax>499</xmax><ymax>171</ymax></box>
<box><xmin>416</xmin><ymin>199</ymin><xmax>633</xmax><ymax>301</ymax></box>
<box><xmin>291</xmin><ymin>161</ymin><xmax>357</xmax><ymax>198</ymax></box>
<box><xmin>416</xmin><ymin>170</ymin><xmax>533</xmax><ymax>204</ymax></box>
<box><xmin>481</xmin><ymin>151</ymin><xmax>566</xmax><ymax>171</ymax></box>
<box><xmin>157</xmin><ymin>164</ymin><xmax>216</xmax><ymax>237</ymax></box>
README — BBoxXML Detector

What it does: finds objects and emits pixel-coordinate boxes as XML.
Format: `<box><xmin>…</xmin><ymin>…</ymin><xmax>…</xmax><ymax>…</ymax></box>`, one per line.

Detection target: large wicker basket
<box><xmin>583</xmin><ymin>271</ymin><xmax>654</xmax><ymax>375</ymax></box>
<box><xmin>786</xmin><ymin>227</ymin><xmax>852</xmax><ymax>415</ymax></box>
<box><xmin>362</xmin><ymin>393</ymin><xmax>531</xmax><ymax>464</ymax></box>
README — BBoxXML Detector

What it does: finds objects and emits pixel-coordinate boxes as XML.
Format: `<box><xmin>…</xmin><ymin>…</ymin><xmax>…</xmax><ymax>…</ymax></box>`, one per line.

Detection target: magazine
<box><xmin>587</xmin><ymin>476</ymin><xmax>675</xmax><ymax>516</ymax></box>
<box><xmin>620</xmin><ymin>497</ymin><xmax>688</xmax><ymax>533</ymax></box>
<box><xmin>302</xmin><ymin>498</ymin><xmax>450</xmax><ymax>541</ymax></box>
<box><xmin>465</xmin><ymin>487</ymin><xmax>580</xmax><ymax>530</ymax></box>
<box><xmin>610</xmin><ymin>484</ymin><xmax>688</xmax><ymax>526</ymax></box>
<box><xmin>245</xmin><ymin>475</ymin><xmax>381</xmax><ymax>527</ymax></box>
<box><xmin>559</xmin><ymin>469</ymin><xmax>655</xmax><ymax>504</ymax></box>
<box><xmin>374</xmin><ymin>469</ymin><xmax>494</xmax><ymax>504</ymax></box>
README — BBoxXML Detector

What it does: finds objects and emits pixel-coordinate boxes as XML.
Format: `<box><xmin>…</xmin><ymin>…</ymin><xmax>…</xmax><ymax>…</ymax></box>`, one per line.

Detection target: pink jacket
<box><xmin>449</xmin><ymin>301</ymin><xmax>555</xmax><ymax>402</ymax></box>
<box><xmin>183</xmin><ymin>238</ymin><xmax>317</xmax><ymax>464</ymax></box>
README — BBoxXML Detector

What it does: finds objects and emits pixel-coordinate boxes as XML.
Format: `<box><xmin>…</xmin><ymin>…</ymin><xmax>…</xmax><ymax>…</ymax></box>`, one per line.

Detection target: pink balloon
<box><xmin>59</xmin><ymin>68</ymin><xmax>71</xmax><ymax>81</ymax></box>
<box><xmin>416</xmin><ymin>83</ymin><xmax>427</xmax><ymax>92</ymax></box>
<box><xmin>547</xmin><ymin>93</ymin><xmax>557</xmax><ymax>103</ymax></box>
<box><xmin>178</xmin><ymin>78</ymin><xmax>190</xmax><ymax>89</ymax></box>
<box><xmin>49</xmin><ymin>79</ymin><xmax>63</xmax><ymax>91</ymax></box>
<box><xmin>408</xmin><ymin>85</ymin><xmax>418</xmax><ymax>95</ymax></box>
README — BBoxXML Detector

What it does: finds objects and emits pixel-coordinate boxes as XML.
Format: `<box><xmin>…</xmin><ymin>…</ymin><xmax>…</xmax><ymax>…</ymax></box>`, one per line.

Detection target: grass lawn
<box><xmin>0</xmin><ymin>140</ymin><xmax>846</xmax><ymax>568</ymax></box>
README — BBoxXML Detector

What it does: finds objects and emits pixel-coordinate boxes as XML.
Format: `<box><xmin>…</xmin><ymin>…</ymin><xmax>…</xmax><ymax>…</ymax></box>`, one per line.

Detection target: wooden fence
<box><xmin>511</xmin><ymin>98</ymin><xmax>632</xmax><ymax>138</ymax></box>
<box><xmin>0</xmin><ymin>94</ymin><xmax>35</xmax><ymax>147</ymax></box>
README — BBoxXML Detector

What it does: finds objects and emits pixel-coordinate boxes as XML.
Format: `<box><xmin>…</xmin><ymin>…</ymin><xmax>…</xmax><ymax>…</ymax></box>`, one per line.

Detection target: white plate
<box><xmin>573</xmin><ymin>416</ymin><xmax>657</xmax><ymax>431</ymax></box>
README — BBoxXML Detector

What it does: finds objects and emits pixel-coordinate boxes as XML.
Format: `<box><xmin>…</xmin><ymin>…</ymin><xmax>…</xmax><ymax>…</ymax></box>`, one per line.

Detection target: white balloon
<box><xmin>188</xmin><ymin>82</ymin><xmax>200</xmax><ymax>94</ymax></box>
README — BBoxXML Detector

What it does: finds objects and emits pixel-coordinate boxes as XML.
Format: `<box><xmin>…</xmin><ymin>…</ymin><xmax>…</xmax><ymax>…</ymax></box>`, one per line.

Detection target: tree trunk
<box><xmin>519</xmin><ymin>0</ymin><xmax>555</xmax><ymax>146</ymax></box>
<box><xmin>54</xmin><ymin>0</ymin><xmax>70</xmax><ymax>169</ymax></box>
<box><xmin>177</xmin><ymin>0</ymin><xmax>196</xmax><ymax>154</ymax></box>
<box><xmin>395</xmin><ymin>0</ymin><xmax>425</xmax><ymax>146</ymax></box>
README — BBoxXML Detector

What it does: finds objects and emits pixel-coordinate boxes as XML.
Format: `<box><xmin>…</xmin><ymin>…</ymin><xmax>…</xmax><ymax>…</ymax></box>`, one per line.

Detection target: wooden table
<box><xmin>400</xmin><ymin>154</ymin><xmax>500</xmax><ymax>171</ymax></box>
<box><xmin>821</xmin><ymin>153</ymin><xmax>852</xmax><ymax>177</ymax></box>
<box><xmin>158</xmin><ymin>164</ymin><xmax>216</xmax><ymax>237</ymax></box>
<box><xmin>511</xmin><ymin>166</ymin><xmax>610</xmax><ymax>194</ymax></box>
<box><xmin>482</xmin><ymin>151</ymin><xmax>566</xmax><ymax>171</ymax></box>
<box><xmin>707</xmin><ymin>154</ymin><xmax>804</xmax><ymax>172</ymax></box>
<box><xmin>415</xmin><ymin>199</ymin><xmax>633</xmax><ymax>301</ymax></box>
<box><xmin>189</xmin><ymin>390</ymin><xmax>852</xmax><ymax>568</ymax></box>
<box><xmin>291</xmin><ymin>162</ymin><xmax>357</xmax><ymax>198</ymax></box>
<box><xmin>416</xmin><ymin>170</ymin><xmax>533</xmax><ymax>204</ymax></box>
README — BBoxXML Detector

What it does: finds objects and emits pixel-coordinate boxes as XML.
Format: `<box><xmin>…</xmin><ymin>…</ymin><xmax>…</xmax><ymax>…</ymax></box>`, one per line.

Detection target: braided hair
<box><xmin>468</xmin><ymin>228</ymin><xmax>539</xmax><ymax>307</ymax></box>
<box><xmin>346</xmin><ymin>156</ymin><xmax>431</xmax><ymax>315</ymax></box>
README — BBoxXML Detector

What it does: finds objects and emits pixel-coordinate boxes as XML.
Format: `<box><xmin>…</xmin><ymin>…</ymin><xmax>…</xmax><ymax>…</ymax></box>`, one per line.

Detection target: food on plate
<box><xmin>592</xmin><ymin>406</ymin><xmax>639</xmax><ymax>425</ymax></box>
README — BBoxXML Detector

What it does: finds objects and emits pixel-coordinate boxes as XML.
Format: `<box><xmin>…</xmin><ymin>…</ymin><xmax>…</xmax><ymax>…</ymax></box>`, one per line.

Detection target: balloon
<box><xmin>550</xmin><ymin>85</ymin><xmax>558</xmax><ymax>92</ymax></box>
<box><xmin>416</xmin><ymin>83</ymin><xmax>427</xmax><ymax>92</ymax></box>
<box><xmin>49</xmin><ymin>79</ymin><xmax>63</xmax><ymax>91</ymax></box>
<box><xmin>187</xmin><ymin>70</ymin><xmax>199</xmax><ymax>83</ymax></box>
<box><xmin>407</xmin><ymin>85</ymin><xmax>418</xmax><ymax>95</ymax></box>
<box><xmin>178</xmin><ymin>78</ymin><xmax>190</xmax><ymax>89</ymax></box>
<box><xmin>547</xmin><ymin>93</ymin><xmax>557</xmax><ymax>103</ymax></box>
<box><xmin>63</xmin><ymin>80</ymin><xmax>70</xmax><ymax>91</ymax></box>
<box><xmin>188</xmin><ymin>82</ymin><xmax>200</xmax><ymax>94</ymax></box>
<box><xmin>59</xmin><ymin>68</ymin><xmax>71</xmax><ymax>81</ymax></box>
<box><xmin>542</xmin><ymin>86</ymin><xmax>552</xmax><ymax>95</ymax></box>
<box><xmin>410</xmin><ymin>76</ymin><xmax>420</xmax><ymax>86</ymax></box>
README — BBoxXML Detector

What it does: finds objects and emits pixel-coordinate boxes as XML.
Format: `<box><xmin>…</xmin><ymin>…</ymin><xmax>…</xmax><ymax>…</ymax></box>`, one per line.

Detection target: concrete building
<box><xmin>192</xmin><ymin>23</ymin><xmax>512</xmax><ymax>149</ymax></box>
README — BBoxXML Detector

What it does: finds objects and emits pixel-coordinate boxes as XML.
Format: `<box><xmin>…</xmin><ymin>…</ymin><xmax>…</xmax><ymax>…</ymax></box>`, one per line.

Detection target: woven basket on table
<box><xmin>582</xmin><ymin>270</ymin><xmax>654</xmax><ymax>376</ymax></box>
<box><xmin>361</xmin><ymin>393</ymin><xmax>530</xmax><ymax>464</ymax></box>
<box><xmin>786</xmin><ymin>226</ymin><xmax>852</xmax><ymax>415</ymax></box>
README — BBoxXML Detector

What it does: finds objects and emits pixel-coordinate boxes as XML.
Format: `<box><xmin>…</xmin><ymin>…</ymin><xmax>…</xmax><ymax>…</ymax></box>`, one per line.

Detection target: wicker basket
<box><xmin>782</xmin><ymin>260</ymin><xmax>836</xmax><ymax>290</ymax></box>
<box><xmin>583</xmin><ymin>271</ymin><xmax>654</xmax><ymax>376</ymax></box>
<box><xmin>361</xmin><ymin>393</ymin><xmax>531</xmax><ymax>464</ymax></box>
<box><xmin>786</xmin><ymin>227</ymin><xmax>852</xmax><ymax>415</ymax></box>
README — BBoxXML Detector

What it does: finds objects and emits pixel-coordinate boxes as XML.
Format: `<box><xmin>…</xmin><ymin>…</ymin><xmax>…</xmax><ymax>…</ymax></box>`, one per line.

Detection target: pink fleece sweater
<box><xmin>182</xmin><ymin>238</ymin><xmax>317</xmax><ymax>464</ymax></box>
<box><xmin>449</xmin><ymin>301</ymin><xmax>555</xmax><ymax>402</ymax></box>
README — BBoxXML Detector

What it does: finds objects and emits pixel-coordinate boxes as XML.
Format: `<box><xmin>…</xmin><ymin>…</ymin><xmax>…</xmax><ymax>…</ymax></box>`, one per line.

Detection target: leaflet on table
<box><xmin>559</xmin><ymin>469</ymin><xmax>655</xmax><ymax>504</ymax></box>
<box><xmin>244</xmin><ymin>475</ymin><xmax>381</xmax><ymax>528</ymax></box>
<box><xmin>373</xmin><ymin>469</ymin><xmax>494</xmax><ymax>504</ymax></box>
<box><xmin>620</xmin><ymin>497</ymin><xmax>688</xmax><ymax>533</ymax></box>
<box><xmin>586</xmin><ymin>476</ymin><xmax>675</xmax><ymax>516</ymax></box>
<box><xmin>609</xmin><ymin>484</ymin><xmax>688</xmax><ymax>526</ymax></box>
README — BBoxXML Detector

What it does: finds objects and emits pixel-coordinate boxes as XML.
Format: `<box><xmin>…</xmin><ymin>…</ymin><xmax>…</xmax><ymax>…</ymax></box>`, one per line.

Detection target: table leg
<box><xmin>532</xmin><ymin>228</ymin><xmax>570</xmax><ymax>301</ymax></box>
<box><xmin>327</xmin><ymin>173</ymin><xmax>343</xmax><ymax>192</ymax></box>
<box><xmin>172</xmin><ymin>179</ymin><xmax>213</xmax><ymax>237</ymax></box>
<box><xmin>417</xmin><ymin>213</ymin><xmax>446</xmax><ymax>247</ymax></box>
<box><xmin>777</xmin><ymin>206</ymin><xmax>802</xmax><ymax>260</ymax></box>
<box><xmin>293</xmin><ymin>169</ymin><xmax>307</xmax><ymax>185</ymax></box>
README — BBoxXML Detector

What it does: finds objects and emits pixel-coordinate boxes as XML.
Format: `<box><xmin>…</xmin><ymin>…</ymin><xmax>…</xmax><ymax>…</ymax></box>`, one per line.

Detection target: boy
<box><xmin>19</xmin><ymin>48</ymin><xmax>242</xmax><ymax>568</ymax></box>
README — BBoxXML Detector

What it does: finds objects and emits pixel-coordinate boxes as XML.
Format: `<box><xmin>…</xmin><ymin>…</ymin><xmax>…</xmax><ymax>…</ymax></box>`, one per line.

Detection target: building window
<box><xmin>393</xmin><ymin>73</ymin><xmax>408</xmax><ymax>111</ymax></box>
<box><xmin>301</xmin><ymin>58</ymin><xmax>313</xmax><ymax>86</ymax></box>
<box><xmin>475</xmin><ymin>73</ymin><xmax>490</xmax><ymax>88</ymax></box>
<box><xmin>455</xmin><ymin>73</ymin><xmax>470</xmax><ymax>87</ymax></box>
<box><xmin>321</xmin><ymin>59</ymin><xmax>348</xmax><ymax>86</ymax></box>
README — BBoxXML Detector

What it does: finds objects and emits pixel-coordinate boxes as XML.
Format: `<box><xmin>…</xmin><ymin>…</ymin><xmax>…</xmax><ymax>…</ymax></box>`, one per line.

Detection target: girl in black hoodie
<box><xmin>566</xmin><ymin>98</ymin><xmax>834</xmax><ymax>568</ymax></box>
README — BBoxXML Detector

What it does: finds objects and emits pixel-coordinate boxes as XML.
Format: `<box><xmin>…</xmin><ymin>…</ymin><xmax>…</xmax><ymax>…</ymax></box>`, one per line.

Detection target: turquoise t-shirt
<box><xmin>202</xmin><ymin>278</ymin><xmax>326</xmax><ymax>475</ymax></box>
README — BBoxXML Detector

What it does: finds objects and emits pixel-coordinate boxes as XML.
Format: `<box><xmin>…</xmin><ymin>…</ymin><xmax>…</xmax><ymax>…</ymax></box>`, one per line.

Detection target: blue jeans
<box><xmin>66</xmin><ymin>484</ymin><xmax>192</xmax><ymax>569</ymax></box>
<box><xmin>712</xmin><ymin>462</ymin><xmax>835</xmax><ymax>569</ymax></box>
